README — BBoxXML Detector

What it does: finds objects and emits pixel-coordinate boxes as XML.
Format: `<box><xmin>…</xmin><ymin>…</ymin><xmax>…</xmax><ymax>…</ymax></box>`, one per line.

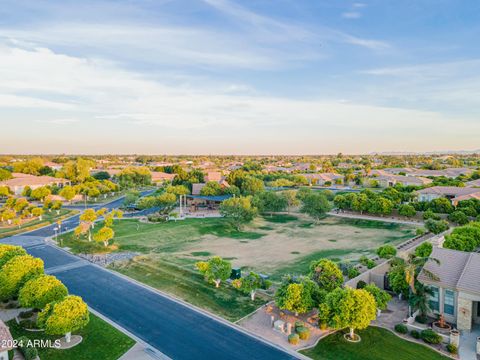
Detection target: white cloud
<box><xmin>342</xmin><ymin>12</ymin><xmax>362</xmax><ymax>19</ymax></box>
<box><xmin>0</xmin><ymin>41</ymin><xmax>478</xmax><ymax>154</ymax></box>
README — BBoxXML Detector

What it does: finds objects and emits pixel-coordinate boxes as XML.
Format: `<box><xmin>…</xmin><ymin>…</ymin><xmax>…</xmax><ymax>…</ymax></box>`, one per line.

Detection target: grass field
<box><xmin>301</xmin><ymin>327</ymin><xmax>448</xmax><ymax>360</ymax></box>
<box><xmin>7</xmin><ymin>314</ymin><xmax>135</xmax><ymax>360</ymax></box>
<box><xmin>57</xmin><ymin>214</ymin><xmax>416</xmax><ymax>320</ymax></box>
<box><xmin>0</xmin><ymin>209</ymin><xmax>77</xmax><ymax>239</ymax></box>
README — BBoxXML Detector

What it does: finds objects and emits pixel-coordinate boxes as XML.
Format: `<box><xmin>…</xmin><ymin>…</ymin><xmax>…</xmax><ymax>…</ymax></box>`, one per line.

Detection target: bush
<box><xmin>376</xmin><ymin>245</ymin><xmax>397</xmax><ymax>259</ymax></box>
<box><xmin>347</xmin><ymin>267</ymin><xmax>360</xmax><ymax>279</ymax></box>
<box><xmin>19</xmin><ymin>319</ymin><xmax>37</xmax><ymax>329</ymax></box>
<box><xmin>356</xmin><ymin>280</ymin><xmax>367</xmax><ymax>289</ymax></box>
<box><xmin>297</xmin><ymin>326</ymin><xmax>311</xmax><ymax>340</ymax></box>
<box><xmin>410</xmin><ymin>330</ymin><xmax>420</xmax><ymax>339</ymax></box>
<box><xmin>294</xmin><ymin>321</ymin><xmax>304</xmax><ymax>331</ymax></box>
<box><xmin>17</xmin><ymin>336</ymin><xmax>39</xmax><ymax>360</ymax></box>
<box><xmin>446</xmin><ymin>344</ymin><xmax>458</xmax><ymax>354</ymax></box>
<box><xmin>394</xmin><ymin>323</ymin><xmax>408</xmax><ymax>334</ymax></box>
<box><xmin>416</xmin><ymin>228</ymin><xmax>426</xmax><ymax>236</ymax></box>
<box><xmin>146</xmin><ymin>214</ymin><xmax>168</xmax><ymax>222</ymax></box>
<box><xmin>415</xmin><ymin>242</ymin><xmax>433</xmax><ymax>258</ymax></box>
<box><xmin>19</xmin><ymin>310</ymin><xmax>34</xmax><ymax>319</ymax></box>
<box><xmin>366</xmin><ymin>259</ymin><xmax>376</xmax><ymax>269</ymax></box>
<box><xmin>423</xmin><ymin>210</ymin><xmax>440</xmax><ymax>221</ymax></box>
<box><xmin>288</xmin><ymin>333</ymin><xmax>300</xmax><ymax>345</ymax></box>
<box><xmin>425</xmin><ymin>219</ymin><xmax>449</xmax><ymax>234</ymax></box>
<box><xmin>421</xmin><ymin>329</ymin><xmax>442</xmax><ymax>344</ymax></box>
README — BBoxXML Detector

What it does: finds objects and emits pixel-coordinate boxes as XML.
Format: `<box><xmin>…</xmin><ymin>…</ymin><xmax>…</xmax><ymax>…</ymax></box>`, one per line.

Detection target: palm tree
<box><xmin>409</xmin><ymin>282</ymin><xmax>433</xmax><ymax>319</ymax></box>
<box><xmin>403</xmin><ymin>253</ymin><xmax>440</xmax><ymax>293</ymax></box>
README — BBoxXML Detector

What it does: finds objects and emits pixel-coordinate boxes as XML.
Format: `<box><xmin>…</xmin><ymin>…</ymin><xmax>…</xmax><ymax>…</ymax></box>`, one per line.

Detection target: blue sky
<box><xmin>1</xmin><ymin>0</ymin><xmax>479</xmax><ymax>154</ymax></box>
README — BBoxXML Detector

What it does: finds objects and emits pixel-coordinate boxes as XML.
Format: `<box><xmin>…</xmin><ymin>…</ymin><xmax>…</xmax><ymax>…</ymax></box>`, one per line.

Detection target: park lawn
<box><xmin>301</xmin><ymin>327</ymin><xmax>448</xmax><ymax>360</ymax></box>
<box><xmin>113</xmin><ymin>254</ymin><xmax>268</xmax><ymax>322</ymax></box>
<box><xmin>0</xmin><ymin>209</ymin><xmax>78</xmax><ymax>239</ymax></box>
<box><xmin>7</xmin><ymin>314</ymin><xmax>135</xmax><ymax>360</ymax></box>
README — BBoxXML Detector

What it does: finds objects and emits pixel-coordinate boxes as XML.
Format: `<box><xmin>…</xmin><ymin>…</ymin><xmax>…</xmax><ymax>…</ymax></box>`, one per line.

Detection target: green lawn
<box><xmin>7</xmin><ymin>314</ymin><xmax>135</xmax><ymax>360</ymax></box>
<box><xmin>0</xmin><ymin>209</ymin><xmax>78</xmax><ymax>239</ymax></box>
<box><xmin>113</xmin><ymin>255</ymin><xmax>267</xmax><ymax>322</ymax></box>
<box><xmin>301</xmin><ymin>327</ymin><xmax>448</xmax><ymax>360</ymax></box>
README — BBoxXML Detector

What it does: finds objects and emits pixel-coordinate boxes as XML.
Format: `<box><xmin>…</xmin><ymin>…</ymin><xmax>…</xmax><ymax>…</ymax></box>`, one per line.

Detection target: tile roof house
<box><xmin>300</xmin><ymin>173</ymin><xmax>344</xmax><ymax>185</ymax></box>
<box><xmin>0</xmin><ymin>320</ymin><xmax>13</xmax><ymax>360</ymax></box>
<box><xmin>383</xmin><ymin>167</ymin><xmax>473</xmax><ymax>178</ymax></box>
<box><xmin>371</xmin><ymin>175</ymin><xmax>433</xmax><ymax>188</ymax></box>
<box><xmin>151</xmin><ymin>172</ymin><xmax>176</xmax><ymax>183</ymax></box>
<box><xmin>0</xmin><ymin>174</ymin><xmax>70</xmax><ymax>195</ymax></box>
<box><xmin>416</xmin><ymin>186</ymin><xmax>480</xmax><ymax>205</ymax></box>
<box><xmin>418</xmin><ymin>247</ymin><xmax>480</xmax><ymax>331</ymax></box>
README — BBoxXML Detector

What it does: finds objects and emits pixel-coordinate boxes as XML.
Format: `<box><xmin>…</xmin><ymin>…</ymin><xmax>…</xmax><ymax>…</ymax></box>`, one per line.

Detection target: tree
<box><xmin>200</xmin><ymin>181</ymin><xmax>223</xmax><ymax>196</ymax></box>
<box><xmin>415</xmin><ymin>242</ymin><xmax>433</xmax><ymax>258</ymax></box>
<box><xmin>1</xmin><ymin>209</ymin><xmax>16</xmax><ymax>225</ymax></box>
<box><xmin>157</xmin><ymin>192</ymin><xmax>177</xmax><ymax>212</ymax></box>
<box><xmin>387</xmin><ymin>259</ymin><xmax>410</xmax><ymax>297</ymax></box>
<box><xmin>51</xmin><ymin>201</ymin><xmax>63</xmax><ymax>214</ymax></box>
<box><xmin>300</xmin><ymin>193</ymin><xmax>331</xmax><ymax>222</ymax></box>
<box><xmin>124</xmin><ymin>190</ymin><xmax>140</xmax><ymax>206</ymax></box>
<box><xmin>448</xmin><ymin>210</ymin><xmax>469</xmax><ymax>225</ymax></box>
<box><xmin>0</xmin><ymin>254</ymin><xmax>44</xmax><ymax>301</ymax></box>
<box><xmin>196</xmin><ymin>256</ymin><xmax>231</xmax><ymax>288</ymax></box>
<box><xmin>0</xmin><ymin>168</ymin><xmax>12</xmax><ymax>181</ymax></box>
<box><xmin>368</xmin><ymin>197</ymin><xmax>393</xmax><ymax>216</ymax></box>
<box><xmin>0</xmin><ymin>186</ymin><xmax>11</xmax><ymax>198</ymax></box>
<box><xmin>398</xmin><ymin>204</ymin><xmax>416</xmax><ymax>218</ymax></box>
<box><xmin>429</xmin><ymin>198</ymin><xmax>454</xmax><ymax>214</ymax></box>
<box><xmin>443</xmin><ymin>222</ymin><xmax>480</xmax><ymax>251</ymax></box>
<box><xmin>31</xmin><ymin>207</ymin><xmax>44</xmax><ymax>220</ymax></box>
<box><xmin>166</xmin><ymin>185</ymin><xmax>190</xmax><ymax>196</ymax></box>
<box><xmin>309</xmin><ymin>259</ymin><xmax>343</xmax><ymax>292</ymax></box>
<box><xmin>59</xmin><ymin>186</ymin><xmax>77</xmax><ymax>203</ymax></box>
<box><xmin>19</xmin><ymin>274</ymin><xmax>68</xmax><ymax>309</ymax></box>
<box><xmin>92</xmin><ymin>171</ymin><xmax>110</xmax><ymax>180</ymax></box>
<box><xmin>93</xmin><ymin>226</ymin><xmax>115</xmax><ymax>247</ymax></box>
<box><xmin>0</xmin><ymin>244</ymin><xmax>26</xmax><ymax>269</ymax></box>
<box><xmin>425</xmin><ymin>219</ymin><xmax>449</xmax><ymax>234</ymax></box>
<box><xmin>408</xmin><ymin>282</ymin><xmax>433</xmax><ymax>320</ymax></box>
<box><xmin>253</xmin><ymin>191</ymin><xmax>288</xmax><ymax>215</ymax></box>
<box><xmin>283</xmin><ymin>190</ymin><xmax>300</xmax><ymax>212</ymax></box>
<box><xmin>275</xmin><ymin>280</ymin><xmax>319</xmax><ymax>316</ymax></box>
<box><xmin>232</xmin><ymin>272</ymin><xmax>266</xmax><ymax>300</ymax></box>
<box><xmin>364</xmin><ymin>284</ymin><xmax>391</xmax><ymax>311</ymax></box>
<box><xmin>376</xmin><ymin>245</ymin><xmax>397</xmax><ymax>259</ymax></box>
<box><xmin>37</xmin><ymin>295</ymin><xmax>89</xmax><ymax>343</ymax></box>
<box><xmin>333</xmin><ymin>194</ymin><xmax>348</xmax><ymax>210</ymax></box>
<box><xmin>320</xmin><ymin>287</ymin><xmax>377</xmax><ymax>340</ymax></box>
<box><xmin>79</xmin><ymin>209</ymin><xmax>97</xmax><ymax>241</ymax></box>
<box><xmin>30</xmin><ymin>186</ymin><xmax>51</xmax><ymax>201</ymax></box>
<box><xmin>219</xmin><ymin>196</ymin><xmax>258</xmax><ymax>230</ymax></box>
<box><xmin>241</xmin><ymin>177</ymin><xmax>264</xmax><ymax>196</ymax></box>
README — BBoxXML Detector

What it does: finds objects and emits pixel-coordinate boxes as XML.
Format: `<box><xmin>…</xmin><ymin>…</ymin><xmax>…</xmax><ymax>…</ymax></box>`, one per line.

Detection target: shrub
<box><xmin>294</xmin><ymin>321</ymin><xmax>304</xmax><ymax>331</ymax></box>
<box><xmin>356</xmin><ymin>280</ymin><xmax>367</xmax><ymax>289</ymax></box>
<box><xmin>288</xmin><ymin>333</ymin><xmax>300</xmax><ymax>345</ymax></box>
<box><xmin>19</xmin><ymin>319</ymin><xmax>37</xmax><ymax>329</ymax></box>
<box><xmin>416</xmin><ymin>228</ymin><xmax>426</xmax><ymax>236</ymax></box>
<box><xmin>376</xmin><ymin>245</ymin><xmax>397</xmax><ymax>259</ymax></box>
<box><xmin>423</xmin><ymin>210</ymin><xmax>440</xmax><ymax>221</ymax></box>
<box><xmin>297</xmin><ymin>326</ymin><xmax>311</xmax><ymax>340</ymax></box>
<box><xmin>19</xmin><ymin>310</ymin><xmax>34</xmax><ymax>319</ymax></box>
<box><xmin>425</xmin><ymin>219</ymin><xmax>449</xmax><ymax>235</ymax></box>
<box><xmin>359</xmin><ymin>255</ymin><xmax>369</xmax><ymax>266</ymax></box>
<box><xmin>347</xmin><ymin>267</ymin><xmax>360</xmax><ymax>279</ymax></box>
<box><xmin>415</xmin><ymin>242</ymin><xmax>433</xmax><ymax>258</ymax></box>
<box><xmin>410</xmin><ymin>330</ymin><xmax>420</xmax><ymax>339</ymax></box>
<box><xmin>17</xmin><ymin>336</ymin><xmax>39</xmax><ymax>360</ymax></box>
<box><xmin>446</xmin><ymin>344</ymin><xmax>458</xmax><ymax>354</ymax></box>
<box><xmin>394</xmin><ymin>323</ymin><xmax>408</xmax><ymax>334</ymax></box>
<box><xmin>421</xmin><ymin>329</ymin><xmax>442</xmax><ymax>344</ymax></box>
<box><xmin>366</xmin><ymin>259</ymin><xmax>376</xmax><ymax>269</ymax></box>
<box><xmin>415</xmin><ymin>314</ymin><xmax>428</xmax><ymax>324</ymax></box>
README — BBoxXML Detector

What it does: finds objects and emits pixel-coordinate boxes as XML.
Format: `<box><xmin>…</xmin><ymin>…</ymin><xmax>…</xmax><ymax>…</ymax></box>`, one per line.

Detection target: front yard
<box><xmin>7</xmin><ymin>313</ymin><xmax>135</xmax><ymax>360</ymax></box>
<box><xmin>300</xmin><ymin>327</ymin><xmax>449</xmax><ymax>360</ymax></box>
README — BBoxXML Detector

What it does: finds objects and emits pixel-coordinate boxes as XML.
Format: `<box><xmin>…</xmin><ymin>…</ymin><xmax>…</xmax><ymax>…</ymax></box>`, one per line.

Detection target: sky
<box><xmin>1</xmin><ymin>0</ymin><xmax>480</xmax><ymax>155</ymax></box>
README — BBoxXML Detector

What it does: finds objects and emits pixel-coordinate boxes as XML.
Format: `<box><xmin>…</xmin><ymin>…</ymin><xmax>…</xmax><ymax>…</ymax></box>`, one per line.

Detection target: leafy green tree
<box><xmin>37</xmin><ymin>295</ymin><xmax>89</xmax><ymax>343</ymax></box>
<box><xmin>283</xmin><ymin>190</ymin><xmax>300</xmax><ymax>212</ymax></box>
<box><xmin>0</xmin><ymin>255</ymin><xmax>44</xmax><ymax>301</ymax></box>
<box><xmin>300</xmin><ymin>192</ymin><xmax>331</xmax><ymax>222</ymax></box>
<box><xmin>352</xmin><ymin>193</ymin><xmax>369</xmax><ymax>214</ymax></box>
<box><xmin>398</xmin><ymin>204</ymin><xmax>416</xmax><ymax>218</ymax></box>
<box><xmin>59</xmin><ymin>185</ymin><xmax>77</xmax><ymax>203</ymax></box>
<box><xmin>30</xmin><ymin>186</ymin><xmax>52</xmax><ymax>201</ymax></box>
<box><xmin>232</xmin><ymin>272</ymin><xmax>266</xmax><ymax>300</ymax></box>
<box><xmin>320</xmin><ymin>287</ymin><xmax>377</xmax><ymax>340</ymax></box>
<box><xmin>448</xmin><ymin>210</ymin><xmax>469</xmax><ymax>225</ymax></box>
<box><xmin>443</xmin><ymin>222</ymin><xmax>480</xmax><ymax>251</ymax></box>
<box><xmin>166</xmin><ymin>185</ymin><xmax>190</xmax><ymax>196</ymax></box>
<box><xmin>19</xmin><ymin>274</ymin><xmax>68</xmax><ymax>309</ymax></box>
<box><xmin>253</xmin><ymin>191</ymin><xmax>288</xmax><ymax>215</ymax></box>
<box><xmin>376</xmin><ymin>245</ymin><xmax>397</xmax><ymax>259</ymax></box>
<box><xmin>415</xmin><ymin>242</ymin><xmax>433</xmax><ymax>258</ymax></box>
<box><xmin>0</xmin><ymin>244</ymin><xmax>26</xmax><ymax>269</ymax></box>
<box><xmin>93</xmin><ymin>226</ymin><xmax>115</xmax><ymax>247</ymax></box>
<box><xmin>425</xmin><ymin>219</ymin><xmax>449</xmax><ymax>234</ymax></box>
<box><xmin>1</xmin><ymin>209</ymin><xmax>16</xmax><ymax>224</ymax></box>
<box><xmin>0</xmin><ymin>186</ymin><xmax>11</xmax><ymax>197</ymax></box>
<box><xmin>196</xmin><ymin>256</ymin><xmax>232</xmax><ymax>288</ymax></box>
<box><xmin>429</xmin><ymin>198</ymin><xmax>454</xmax><ymax>214</ymax></box>
<box><xmin>31</xmin><ymin>207</ymin><xmax>44</xmax><ymax>220</ymax></box>
<box><xmin>309</xmin><ymin>259</ymin><xmax>343</xmax><ymax>292</ymax></box>
<box><xmin>387</xmin><ymin>259</ymin><xmax>410</xmax><ymax>297</ymax></box>
<box><xmin>241</xmin><ymin>177</ymin><xmax>265</xmax><ymax>196</ymax></box>
<box><xmin>156</xmin><ymin>192</ymin><xmax>177</xmax><ymax>212</ymax></box>
<box><xmin>219</xmin><ymin>196</ymin><xmax>258</xmax><ymax>230</ymax></box>
<box><xmin>368</xmin><ymin>197</ymin><xmax>394</xmax><ymax>216</ymax></box>
<box><xmin>0</xmin><ymin>168</ymin><xmax>12</xmax><ymax>181</ymax></box>
<box><xmin>364</xmin><ymin>284</ymin><xmax>391</xmax><ymax>311</ymax></box>
<box><xmin>200</xmin><ymin>181</ymin><xmax>223</xmax><ymax>196</ymax></box>
<box><xmin>275</xmin><ymin>283</ymin><xmax>313</xmax><ymax>316</ymax></box>
<box><xmin>79</xmin><ymin>208</ymin><xmax>97</xmax><ymax>241</ymax></box>
<box><xmin>333</xmin><ymin>194</ymin><xmax>348</xmax><ymax>210</ymax></box>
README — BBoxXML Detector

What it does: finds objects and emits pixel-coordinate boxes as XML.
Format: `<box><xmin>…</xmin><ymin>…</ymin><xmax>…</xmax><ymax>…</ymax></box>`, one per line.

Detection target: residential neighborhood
<box><xmin>2</xmin><ymin>1</ymin><xmax>480</xmax><ymax>359</ymax></box>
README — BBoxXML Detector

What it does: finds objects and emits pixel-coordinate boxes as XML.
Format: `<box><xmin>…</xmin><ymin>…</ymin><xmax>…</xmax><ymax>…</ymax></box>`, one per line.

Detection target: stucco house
<box><xmin>300</xmin><ymin>173</ymin><xmax>344</xmax><ymax>186</ymax></box>
<box><xmin>418</xmin><ymin>247</ymin><xmax>480</xmax><ymax>331</ymax></box>
<box><xmin>0</xmin><ymin>173</ymin><xmax>70</xmax><ymax>195</ymax></box>
<box><xmin>371</xmin><ymin>174</ymin><xmax>432</xmax><ymax>188</ymax></box>
<box><xmin>416</xmin><ymin>186</ymin><xmax>480</xmax><ymax>205</ymax></box>
<box><xmin>0</xmin><ymin>320</ymin><xmax>13</xmax><ymax>360</ymax></box>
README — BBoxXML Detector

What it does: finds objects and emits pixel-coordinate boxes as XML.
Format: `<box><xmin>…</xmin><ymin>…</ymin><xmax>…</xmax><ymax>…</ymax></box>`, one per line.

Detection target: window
<box><xmin>444</xmin><ymin>289</ymin><xmax>455</xmax><ymax>315</ymax></box>
<box><xmin>429</xmin><ymin>286</ymin><xmax>440</xmax><ymax>312</ymax></box>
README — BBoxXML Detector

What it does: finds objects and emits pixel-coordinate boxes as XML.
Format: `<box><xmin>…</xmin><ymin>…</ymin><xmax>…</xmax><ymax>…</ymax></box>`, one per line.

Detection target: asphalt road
<box><xmin>1</xmin><ymin>193</ymin><xmax>299</xmax><ymax>360</ymax></box>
